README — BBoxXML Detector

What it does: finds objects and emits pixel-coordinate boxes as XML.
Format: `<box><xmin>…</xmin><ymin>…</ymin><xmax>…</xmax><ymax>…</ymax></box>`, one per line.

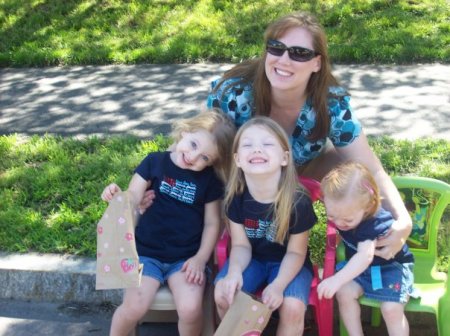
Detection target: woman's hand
<box><xmin>101</xmin><ymin>183</ymin><xmax>121</xmax><ymax>202</ymax></box>
<box><xmin>374</xmin><ymin>221</ymin><xmax>407</xmax><ymax>259</ymax></box>
<box><xmin>138</xmin><ymin>189</ymin><xmax>155</xmax><ymax>214</ymax></box>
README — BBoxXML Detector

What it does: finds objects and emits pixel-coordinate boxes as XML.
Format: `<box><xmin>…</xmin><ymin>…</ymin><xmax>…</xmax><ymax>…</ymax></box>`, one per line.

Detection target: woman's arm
<box><xmin>182</xmin><ymin>200</ymin><xmax>221</xmax><ymax>285</ymax></box>
<box><xmin>318</xmin><ymin>239</ymin><xmax>375</xmax><ymax>299</ymax></box>
<box><xmin>336</xmin><ymin>132</ymin><xmax>412</xmax><ymax>259</ymax></box>
<box><xmin>262</xmin><ymin>231</ymin><xmax>309</xmax><ymax>309</ymax></box>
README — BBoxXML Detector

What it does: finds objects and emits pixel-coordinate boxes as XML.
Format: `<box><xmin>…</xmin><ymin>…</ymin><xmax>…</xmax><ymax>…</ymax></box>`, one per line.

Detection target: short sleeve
<box><xmin>203</xmin><ymin>171</ymin><xmax>225</xmax><ymax>203</ymax></box>
<box><xmin>206</xmin><ymin>77</ymin><xmax>255</xmax><ymax>127</ymax></box>
<box><xmin>226</xmin><ymin>193</ymin><xmax>242</xmax><ymax>224</ymax></box>
<box><xmin>290</xmin><ymin>193</ymin><xmax>317</xmax><ymax>234</ymax></box>
<box><xmin>327</xmin><ymin>87</ymin><xmax>362</xmax><ymax>147</ymax></box>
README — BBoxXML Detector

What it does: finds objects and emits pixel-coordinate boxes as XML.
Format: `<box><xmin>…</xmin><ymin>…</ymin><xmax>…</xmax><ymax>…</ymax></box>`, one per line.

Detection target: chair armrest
<box><xmin>216</xmin><ymin>229</ymin><xmax>230</xmax><ymax>270</ymax></box>
<box><xmin>298</xmin><ymin>176</ymin><xmax>322</xmax><ymax>202</ymax></box>
<box><xmin>322</xmin><ymin>220</ymin><xmax>336</xmax><ymax>280</ymax></box>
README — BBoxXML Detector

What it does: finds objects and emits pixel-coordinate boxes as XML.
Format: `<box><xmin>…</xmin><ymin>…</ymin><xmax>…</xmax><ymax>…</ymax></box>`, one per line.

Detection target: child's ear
<box><xmin>281</xmin><ymin>151</ymin><xmax>289</xmax><ymax>166</ymax></box>
<box><xmin>234</xmin><ymin>153</ymin><xmax>241</xmax><ymax>167</ymax></box>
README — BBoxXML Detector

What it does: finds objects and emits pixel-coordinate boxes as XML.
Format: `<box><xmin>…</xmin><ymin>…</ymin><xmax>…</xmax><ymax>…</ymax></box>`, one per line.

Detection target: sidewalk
<box><xmin>0</xmin><ymin>63</ymin><xmax>448</xmax><ymax>335</ymax></box>
<box><xmin>1</xmin><ymin>63</ymin><xmax>449</xmax><ymax>140</ymax></box>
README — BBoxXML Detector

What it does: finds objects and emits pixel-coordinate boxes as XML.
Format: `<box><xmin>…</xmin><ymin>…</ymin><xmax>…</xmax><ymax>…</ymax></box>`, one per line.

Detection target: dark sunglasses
<box><xmin>266</xmin><ymin>39</ymin><xmax>319</xmax><ymax>62</ymax></box>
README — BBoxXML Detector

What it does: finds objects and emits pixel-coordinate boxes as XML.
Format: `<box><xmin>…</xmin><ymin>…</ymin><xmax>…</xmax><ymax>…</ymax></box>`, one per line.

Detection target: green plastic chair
<box><xmin>338</xmin><ymin>176</ymin><xmax>450</xmax><ymax>336</ymax></box>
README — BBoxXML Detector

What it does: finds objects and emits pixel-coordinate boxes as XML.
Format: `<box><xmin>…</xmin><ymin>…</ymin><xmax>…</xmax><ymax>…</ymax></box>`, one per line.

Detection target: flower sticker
<box><xmin>103</xmin><ymin>264</ymin><xmax>111</xmax><ymax>272</ymax></box>
<box><xmin>118</xmin><ymin>217</ymin><xmax>126</xmax><ymax>225</ymax></box>
<box><xmin>251</xmin><ymin>305</ymin><xmax>258</xmax><ymax>311</ymax></box>
<box><xmin>97</xmin><ymin>226</ymin><xmax>103</xmax><ymax>234</ymax></box>
<box><xmin>125</xmin><ymin>233</ymin><xmax>134</xmax><ymax>241</ymax></box>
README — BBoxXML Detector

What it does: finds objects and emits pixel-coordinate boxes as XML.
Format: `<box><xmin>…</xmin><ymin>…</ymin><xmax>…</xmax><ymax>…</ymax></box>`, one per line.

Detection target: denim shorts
<box><xmin>345</xmin><ymin>262</ymin><xmax>417</xmax><ymax>303</ymax></box>
<box><xmin>139</xmin><ymin>256</ymin><xmax>186</xmax><ymax>285</ymax></box>
<box><xmin>215</xmin><ymin>259</ymin><xmax>313</xmax><ymax>305</ymax></box>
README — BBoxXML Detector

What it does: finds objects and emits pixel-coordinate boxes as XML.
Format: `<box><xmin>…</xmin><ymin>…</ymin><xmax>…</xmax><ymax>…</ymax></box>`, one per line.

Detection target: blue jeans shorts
<box><xmin>215</xmin><ymin>259</ymin><xmax>313</xmax><ymax>305</ymax></box>
<box><xmin>139</xmin><ymin>256</ymin><xmax>186</xmax><ymax>285</ymax></box>
<box><xmin>342</xmin><ymin>261</ymin><xmax>417</xmax><ymax>303</ymax></box>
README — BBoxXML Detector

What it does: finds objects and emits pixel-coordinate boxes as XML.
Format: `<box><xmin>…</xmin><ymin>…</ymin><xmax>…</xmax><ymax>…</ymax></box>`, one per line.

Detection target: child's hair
<box><xmin>224</xmin><ymin>116</ymin><xmax>304</xmax><ymax>244</ymax></box>
<box><xmin>321</xmin><ymin>162</ymin><xmax>381</xmax><ymax>219</ymax></box>
<box><xmin>171</xmin><ymin>108</ymin><xmax>236</xmax><ymax>181</ymax></box>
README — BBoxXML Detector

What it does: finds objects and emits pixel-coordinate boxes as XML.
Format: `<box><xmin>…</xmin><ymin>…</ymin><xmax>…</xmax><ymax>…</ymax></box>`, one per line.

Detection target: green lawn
<box><xmin>0</xmin><ymin>134</ymin><xmax>448</xmax><ymax>271</ymax></box>
<box><xmin>1</xmin><ymin>0</ymin><xmax>449</xmax><ymax>66</ymax></box>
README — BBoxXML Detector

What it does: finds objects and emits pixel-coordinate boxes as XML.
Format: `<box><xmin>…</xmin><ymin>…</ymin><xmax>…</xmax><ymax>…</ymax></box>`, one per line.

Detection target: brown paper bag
<box><xmin>96</xmin><ymin>191</ymin><xmax>143</xmax><ymax>290</ymax></box>
<box><xmin>214</xmin><ymin>291</ymin><xmax>272</xmax><ymax>336</ymax></box>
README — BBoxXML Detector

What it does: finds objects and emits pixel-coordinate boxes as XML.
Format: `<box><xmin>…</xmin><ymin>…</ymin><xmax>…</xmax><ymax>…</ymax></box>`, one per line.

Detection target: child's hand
<box><xmin>262</xmin><ymin>283</ymin><xmax>283</xmax><ymax>310</ymax></box>
<box><xmin>101</xmin><ymin>183</ymin><xmax>121</xmax><ymax>202</ymax></box>
<box><xmin>317</xmin><ymin>276</ymin><xmax>340</xmax><ymax>299</ymax></box>
<box><xmin>181</xmin><ymin>256</ymin><xmax>206</xmax><ymax>286</ymax></box>
<box><xmin>217</xmin><ymin>273</ymin><xmax>242</xmax><ymax>306</ymax></box>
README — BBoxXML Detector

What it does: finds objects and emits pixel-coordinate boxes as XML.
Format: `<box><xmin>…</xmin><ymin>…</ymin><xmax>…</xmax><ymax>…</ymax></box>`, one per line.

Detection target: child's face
<box><xmin>172</xmin><ymin>130</ymin><xmax>218</xmax><ymax>171</ymax></box>
<box><xmin>323</xmin><ymin>195</ymin><xmax>366</xmax><ymax>231</ymax></box>
<box><xmin>234</xmin><ymin>125</ymin><xmax>288</xmax><ymax>175</ymax></box>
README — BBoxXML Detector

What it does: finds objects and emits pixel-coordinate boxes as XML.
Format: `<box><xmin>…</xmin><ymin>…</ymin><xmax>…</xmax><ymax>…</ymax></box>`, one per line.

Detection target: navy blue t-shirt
<box><xmin>134</xmin><ymin>151</ymin><xmax>224</xmax><ymax>263</ymax></box>
<box><xmin>226</xmin><ymin>188</ymin><xmax>317</xmax><ymax>272</ymax></box>
<box><xmin>340</xmin><ymin>207</ymin><xmax>414</xmax><ymax>266</ymax></box>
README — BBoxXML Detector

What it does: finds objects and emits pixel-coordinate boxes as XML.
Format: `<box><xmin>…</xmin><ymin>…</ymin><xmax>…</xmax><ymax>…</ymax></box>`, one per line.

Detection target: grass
<box><xmin>0</xmin><ymin>134</ymin><xmax>448</xmax><ymax>271</ymax></box>
<box><xmin>0</xmin><ymin>0</ymin><xmax>449</xmax><ymax>66</ymax></box>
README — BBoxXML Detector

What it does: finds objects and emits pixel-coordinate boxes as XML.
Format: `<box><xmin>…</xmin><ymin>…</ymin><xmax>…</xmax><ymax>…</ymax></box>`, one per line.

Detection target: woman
<box><xmin>206</xmin><ymin>11</ymin><xmax>411</xmax><ymax>260</ymax></box>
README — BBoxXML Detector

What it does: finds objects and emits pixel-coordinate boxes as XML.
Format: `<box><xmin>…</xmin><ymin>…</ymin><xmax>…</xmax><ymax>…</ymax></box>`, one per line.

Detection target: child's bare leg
<box><xmin>336</xmin><ymin>281</ymin><xmax>364</xmax><ymax>336</ymax></box>
<box><xmin>109</xmin><ymin>276</ymin><xmax>160</xmax><ymax>336</ymax></box>
<box><xmin>168</xmin><ymin>271</ymin><xmax>205</xmax><ymax>336</ymax></box>
<box><xmin>380</xmin><ymin>301</ymin><xmax>408</xmax><ymax>336</ymax></box>
<box><xmin>276</xmin><ymin>297</ymin><xmax>306</xmax><ymax>336</ymax></box>
<box><xmin>213</xmin><ymin>279</ymin><xmax>231</xmax><ymax>319</ymax></box>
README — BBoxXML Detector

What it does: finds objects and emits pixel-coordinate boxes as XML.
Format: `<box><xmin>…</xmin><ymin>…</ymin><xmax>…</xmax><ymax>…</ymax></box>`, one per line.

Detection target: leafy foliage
<box><xmin>0</xmin><ymin>134</ymin><xmax>448</xmax><ymax>272</ymax></box>
<box><xmin>0</xmin><ymin>0</ymin><xmax>448</xmax><ymax>66</ymax></box>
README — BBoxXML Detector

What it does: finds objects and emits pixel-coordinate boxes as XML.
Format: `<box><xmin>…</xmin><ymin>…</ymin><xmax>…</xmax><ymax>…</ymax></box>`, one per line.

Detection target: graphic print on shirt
<box><xmin>244</xmin><ymin>218</ymin><xmax>277</xmax><ymax>242</ymax></box>
<box><xmin>159</xmin><ymin>176</ymin><xmax>196</xmax><ymax>204</ymax></box>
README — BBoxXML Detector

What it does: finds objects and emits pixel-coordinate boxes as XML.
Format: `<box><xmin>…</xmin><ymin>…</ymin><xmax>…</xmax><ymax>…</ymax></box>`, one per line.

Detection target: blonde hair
<box><xmin>224</xmin><ymin>117</ymin><xmax>305</xmax><ymax>243</ymax></box>
<box><xmin>213</xmin><ymin>11</ymin><xmax>340</xmax><ymax>141</ymax></box>
<box><xmin>171</xmin><ymin>109</ymin><xmax>236</xmax><ymax>181</ymax></box>
<box><xmin>321</xmin><ymin>162</ymin><xmax>381</xmax><ymax>219</ymax></box>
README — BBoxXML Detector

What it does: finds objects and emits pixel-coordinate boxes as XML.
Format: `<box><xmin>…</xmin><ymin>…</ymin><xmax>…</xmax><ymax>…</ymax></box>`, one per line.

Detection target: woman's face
<box><xmin>264</xmin><ymin>27</ymin><xmax>321</xmax><ymax>93</ymax></box>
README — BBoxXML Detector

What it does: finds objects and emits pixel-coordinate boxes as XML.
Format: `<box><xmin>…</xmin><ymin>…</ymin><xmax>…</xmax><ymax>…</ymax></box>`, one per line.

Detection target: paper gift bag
<box><xmin>96</xmin><ymin>191</ymin><xmax>143</xmax><ymax>290</ymax></box>
<box><xmin>214</xmin><ymin>291</ymin><xmax>272</xmax><ymax>336</ymax></box>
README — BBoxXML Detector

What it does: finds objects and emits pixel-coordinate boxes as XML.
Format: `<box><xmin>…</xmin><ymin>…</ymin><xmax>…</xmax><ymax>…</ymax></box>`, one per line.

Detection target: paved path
<box><xmin>1</xmin><ymin>63</ymin><xmax>449</xmax><ymax>140</ymax></box>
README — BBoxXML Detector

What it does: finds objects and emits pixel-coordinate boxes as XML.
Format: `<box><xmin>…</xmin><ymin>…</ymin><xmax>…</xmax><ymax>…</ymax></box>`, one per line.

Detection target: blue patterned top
<box><xmin>207</xmin><ymin>77</ymin><xmax>362</xmax><ymax>166</ymax></box>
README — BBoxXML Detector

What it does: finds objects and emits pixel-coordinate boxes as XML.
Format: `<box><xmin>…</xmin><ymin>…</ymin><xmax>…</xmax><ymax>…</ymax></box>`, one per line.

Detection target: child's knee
<box><xmin>380</xmin><ymin>302</ymin><xmax>404</xmax><ymax>320</ymax></box>
<box><xmin>119</xmin><ymin>300</ymin><xmax>149</xmax><ymax>321</ymax></box>
<box><xmin>336</xmin><ymin>281</ymin><xmax>362</xmax><ymax>303</ymax></box>
<box><xmin>279</xmin><ymin>297</ymin><xmax>305</xmax><ymax>323</ymax></box>
<box><xmin>177</xmin><ymin>299</ymin><xmax>203</xmax><ymax>322</ymax></box>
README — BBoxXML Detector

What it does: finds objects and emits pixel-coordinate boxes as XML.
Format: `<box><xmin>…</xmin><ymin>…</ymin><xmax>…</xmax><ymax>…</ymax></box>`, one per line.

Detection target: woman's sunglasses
<box><xmin>266</xmin><ymin>39</ymin><xmax>319</xmax><ymax>62</ymax></box>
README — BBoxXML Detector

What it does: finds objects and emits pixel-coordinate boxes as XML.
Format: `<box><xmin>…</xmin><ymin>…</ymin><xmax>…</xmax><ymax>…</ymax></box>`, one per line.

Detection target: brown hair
<box><xmin>224</xmin><ymin>116</ymin><xmax>306</xmax><ymax>243</ymax></box>
<box><xmin>321</xmin><ymin>162</ymin><xmax>381</xmax><ymax>219</ymax></box>
<box><xmin>171</xmin><ymin>109</ymin><xmax>236</xmax><ymax>181</ymax></box>
<box><xmin>213</xmin><ymin>11</ymin><xmax>341</xmax><ymax>140</ymax></box>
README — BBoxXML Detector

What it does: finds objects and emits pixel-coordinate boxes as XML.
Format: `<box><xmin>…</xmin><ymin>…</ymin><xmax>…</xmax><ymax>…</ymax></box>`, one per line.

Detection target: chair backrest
<box><xmin>392</xmin><ymin>176</ymin><xmax>450</xmax><ymax>283</ymax></box>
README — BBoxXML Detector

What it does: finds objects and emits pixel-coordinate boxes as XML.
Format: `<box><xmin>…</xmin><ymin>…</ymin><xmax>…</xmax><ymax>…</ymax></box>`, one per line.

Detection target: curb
<box><xmin>0</xmin><ymin>252</ymin><xmax>122</xmax><ymax>305</ymax></box>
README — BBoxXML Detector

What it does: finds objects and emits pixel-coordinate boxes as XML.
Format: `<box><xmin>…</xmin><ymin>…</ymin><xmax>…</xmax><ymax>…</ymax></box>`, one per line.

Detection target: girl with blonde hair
<box><xmin>214</xmin><ymin>116</ymin><xmax>317</xmax><ymax>335</ymax></box>
<box><xmin>318</xmin><ymin>162</ymin><xmax>416</xmax><ymax>336</ymax></box>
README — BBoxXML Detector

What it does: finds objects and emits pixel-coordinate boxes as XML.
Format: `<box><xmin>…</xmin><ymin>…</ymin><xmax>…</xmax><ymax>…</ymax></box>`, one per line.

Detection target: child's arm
<box><xmin>217</xmin><ymin>220</ymin><xmax>252</xmax><ymax>305</ymax></box>
<box><xmin>317</xmin><ymin>239</ymin><xmax>375</xmax><ymax>299</ymax></box>
<box><xmin>182</xmin><ymin>199</ymin><xmax>221</xmax><ymax>285</ymax></box>
<box><xmin>262</xmin><ymin>231</ymin><xmax>309</xmax><ymax>310</ymax></box>
<box><xmin>101</xmin><ymin>174</ymin><xmax>149</xmax><ymax>207</ymax></box>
